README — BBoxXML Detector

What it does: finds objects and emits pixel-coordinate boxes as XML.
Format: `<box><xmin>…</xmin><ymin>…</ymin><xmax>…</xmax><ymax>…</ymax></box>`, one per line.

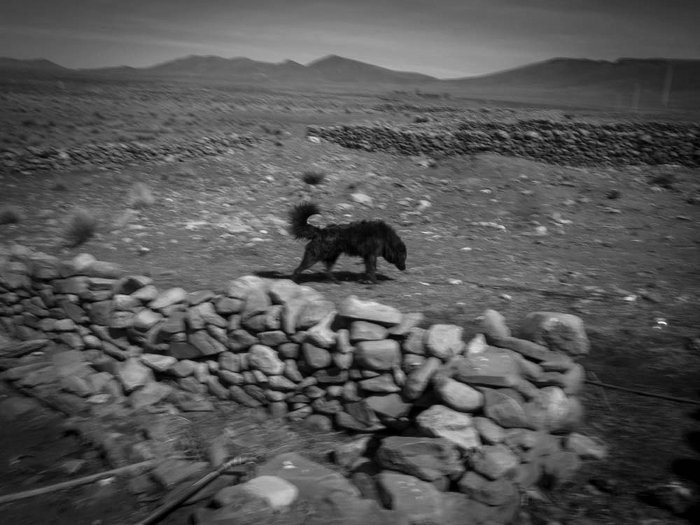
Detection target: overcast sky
<box><xmin>1</xmin><ymin>0</ymin><xmax>698</xmax><ymax>78</ymax></box>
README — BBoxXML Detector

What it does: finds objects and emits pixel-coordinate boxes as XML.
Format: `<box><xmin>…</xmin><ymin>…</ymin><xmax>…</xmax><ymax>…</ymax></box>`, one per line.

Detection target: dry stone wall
<box><xmin>0</xmin><ymin>244</ymin><xmax>607</xmax><ymax>524</ymax></box>
<box><xmin>307</xmin><ymin>120</ymin><xmax>700</xmax><ymax>167</ymax></box>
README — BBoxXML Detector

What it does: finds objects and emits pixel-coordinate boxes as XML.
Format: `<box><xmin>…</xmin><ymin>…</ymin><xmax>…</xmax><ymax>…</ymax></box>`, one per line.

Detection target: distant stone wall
<box><xmin>0</xmin><ymin>245</ymin><xmax>607</xmax><ymax>522</ymax></box>
<box><xmin>2</xmin><ymin>132</ymin><xmax>258</xmax><ymax>173</ymax></box>
<box><xmin>308</xmin><ymin>120</ymin><xmax>700</xmax><ymax>167</ymax></box>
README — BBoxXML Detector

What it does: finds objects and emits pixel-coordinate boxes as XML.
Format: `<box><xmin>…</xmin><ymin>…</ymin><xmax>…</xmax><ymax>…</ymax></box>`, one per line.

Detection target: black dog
<box><xmin>289</xmin><ymin>202</ymin><xmax>406</xmax><ymax>284</ymax></box>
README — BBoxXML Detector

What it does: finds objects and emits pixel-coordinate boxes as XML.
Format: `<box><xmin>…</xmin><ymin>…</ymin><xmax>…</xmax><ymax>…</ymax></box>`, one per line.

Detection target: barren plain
<box><xmin>1</xmin><ymin>75</ymin><xmax>699</xmax><ymax>524</ymax></box>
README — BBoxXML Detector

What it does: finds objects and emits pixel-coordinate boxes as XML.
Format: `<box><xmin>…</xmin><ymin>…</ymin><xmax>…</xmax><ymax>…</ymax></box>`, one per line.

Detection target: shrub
<box><xmin>51</xmin><ymin>179</ymin><xmax>68</xmax><ymax>191</ymax></box>
<box><xmin>0</xmin><ymin>205</ymin><xmax>22</xmax><ymax>225</ymax></box>
<box><xmin>127</xmin><ymin>182</ymin><xmax>155</xmax><ymax>208</ymax></box>
<box><xmin>63</xmin><ymin>207</ymin><xmax>98</xmax><ymax>247</ymax></box>
<box><xmin>301</xmin><ymin>170</ymin><xmax>326</xmax><ymax>186</ymax></box>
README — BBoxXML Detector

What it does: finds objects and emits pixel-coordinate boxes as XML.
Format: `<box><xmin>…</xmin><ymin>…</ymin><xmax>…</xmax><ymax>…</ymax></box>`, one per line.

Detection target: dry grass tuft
<box><xmin>127</xmin><ymin>182</ymin><xmax>155</xmax><ymax>208</ymax></box>
<box><xmin>63</xmin><ymin>207</ymin><xmax>98</xmax><ymax>247</ymax></box>
<box><xmin>0</xmin><ymin>205</ymin><xmax>22</xmax><ymax>225</ymax></box>
<box><xmin>301</xmin><ymin>170</ymin><xmax>326</xmax><ymax>186</ymax></box>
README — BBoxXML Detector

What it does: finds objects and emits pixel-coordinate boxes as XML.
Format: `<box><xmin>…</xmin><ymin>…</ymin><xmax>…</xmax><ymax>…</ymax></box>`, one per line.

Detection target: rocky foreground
<box><xmin>0</xmin><ymin>244</ymin><xmax>610</xmax><ymax>524</ymax></box>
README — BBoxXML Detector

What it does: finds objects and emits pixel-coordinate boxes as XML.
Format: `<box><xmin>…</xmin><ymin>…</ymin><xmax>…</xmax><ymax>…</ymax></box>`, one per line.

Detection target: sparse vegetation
<box><xmin>62</xmin><ymin>207</ymin><xmax>98</xmax><ymax>247</ymax></box>
<box><xmin>127</xmin><ymin>181</ymin><xmax>155</xmax><ymax>208</ymax></box>
<box><xmin>0</xmin><ymin>205</ymin><xmax>22</xmax><ymax>225</ymax></box>
<box><xmin>301</xmin><ymin>170</ymin><xmax>326</xmax><ymax>185</ymax></box>
<box><xmin>51</xmin><ymin>179</ymin><xmax>68</xmax><ymax>191</ymax></box>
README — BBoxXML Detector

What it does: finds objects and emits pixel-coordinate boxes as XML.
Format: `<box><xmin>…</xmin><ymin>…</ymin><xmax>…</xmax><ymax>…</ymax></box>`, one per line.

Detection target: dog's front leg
<box><xmin>363</xmin><ymin>255</ymin><xmax>378</xmax><ymax>284</ymax></box>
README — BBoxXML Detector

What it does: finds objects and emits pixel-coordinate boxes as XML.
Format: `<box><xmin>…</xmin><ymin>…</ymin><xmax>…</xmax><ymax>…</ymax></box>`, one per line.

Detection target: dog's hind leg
<box><xmin>323</xmin><ymin>254</ymin><xmax>341</xmax><ymax>283</ymax></box>
<box><xmin>363</xmin><ymin>254</ymin><xmax>378</xmax><ymax>284</ymax></box>
<box><xmin>292</xmin><ymin>246</ymin><xmax>320</xmax><ymax>282</ymax></box>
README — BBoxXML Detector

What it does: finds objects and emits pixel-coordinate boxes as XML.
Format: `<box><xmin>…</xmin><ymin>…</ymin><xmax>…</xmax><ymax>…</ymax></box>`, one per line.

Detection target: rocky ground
<box><xmin>0</xmin><ymin>79</ymin><xmax>699</xmax><ymax>524</ymax></box>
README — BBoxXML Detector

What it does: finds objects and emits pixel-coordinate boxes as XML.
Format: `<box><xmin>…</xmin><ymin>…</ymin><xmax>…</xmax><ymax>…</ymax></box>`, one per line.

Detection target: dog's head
<box><xmin>385</xmin><ymin>236</ymin><xmax>407</xmax><ymax>271</ymax></box>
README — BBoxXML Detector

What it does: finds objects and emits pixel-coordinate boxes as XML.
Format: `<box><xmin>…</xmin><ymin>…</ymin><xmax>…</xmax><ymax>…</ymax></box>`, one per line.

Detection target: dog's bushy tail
<box><xmin>289</xmin><ymin>202</ymin><xmax>321</xmax><ymax>239</ymax></box>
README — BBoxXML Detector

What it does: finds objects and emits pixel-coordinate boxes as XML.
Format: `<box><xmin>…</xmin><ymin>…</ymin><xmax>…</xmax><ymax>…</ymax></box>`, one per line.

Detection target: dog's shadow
<box><xmin>255</xmin><ymin>270</ymin><xmax>393</xmax><ymax>284</ymax></box>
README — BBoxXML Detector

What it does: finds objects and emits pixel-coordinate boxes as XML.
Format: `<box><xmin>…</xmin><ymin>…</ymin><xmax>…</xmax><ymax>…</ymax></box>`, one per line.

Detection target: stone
<box><xmin>351</xmin><ymin>320</ymin><xmax>388</xmax><ymax>341</ymax></box>
<box><xmin>314</xmin><ymin>368</ymin><xmax>348</xmax><ymax>385</ymax></box>
<box><xmin>189</xmin><ymin>330</ymin><xmax>226</xmax><ymax>356</ymax></box>
<box><xmin>257</xmin><ymin>452</ymin><xmax>360</xmax><ymax>500</ymax></box>
<box><xmin>248</xmin><ymin>344</ymin><xmax>285</xmax><ymax>375</ymax></box>
<box><xmin>87</xmin><ymin>300</ymin><xmax>113</xmax><ymax>325</ymax></box>
<box><xmin>258</xmin><ymin>330</ymin><xmax>288</xmax><ymax>347</ymax></box>
<box><xmin>284</xmin><ymin>360</ymin><xmax>303</xmax><ymax>383</ymax></box>
<box><xmin>132</xmin><ymin>309</ymin><xmax>162</xmax><ymax>331</ymax></box>
<box><xmin>116</xmin><ymin>358</ymin><xmax>153</xmax><ymax>393</ymax></box>
<box><xmin>228</xmin><ymin>386</ymin><xmax>262</xmax><ymax>408</ymax></box>
<box><xmin>566</xmin><ymin>433</ymin><xmax>608</xmax><ymax>459</ymax></box>
<box><xmin>402</xmin><ymin>353</ymin><xmax>425</xmax><ymax>373</ymax></box>
<box><xmin>302</xmin><ymin>342</ymin><xmax>332</xmax><ymax>369</ymax></box>
<box><xmin>227</xmin><ymin>275</ymin><xmax>268</xmax><ymax>298</ymax></box>
<box><xmin>473</xmin><ymin>417</ymin><xmax>506</xmax><ymax>444</ymax></box>
<box><xmin>206</xmin><ymin>376</ymin><xmax>230</xmax><ymax>400</ymax></box>
<box><xmin>471</xmin><ymin>444</ymin><xmax>520</xmax><ymax>480</ymax></box>
<box><xmin>195</xmin><ymin>301</ymin><xmax>227</xmax><ymax>327</ymax></box>
<box><xmin>59</xmin><ymin>375</ymin><xmax>93</xmax><ymax>397</ymax></box>
<box><xmin>228</xmin><ymin>329</ymin><xmax>258</xmax><ymax>351</ymax></box>
<box><xmin>268</xmin><ymin>279</ymin><xmax>303</xmax><ymax>304</ymax></box>
<box><xmin>403</xmin><ymin>357</ymin><xmax>441</xmax><ymax>401</ymax></box>
<box><xmin>416</xmin><ymin>404</ymin><xmax>481</xmax><ymax>451</ymax></box>
<box><xmin>519</xmin><ymin>312</ymin><xmax>590</xmax><ymax>356</ymax></box>
<box><xmin>109</xmin><ymin>310</ymin><xmax>134</xmax><ymax>329</ymax></box>
<box><xmin>458</xmin><ymin>471</ymin><xmax>517</xmax><ymax>506</ymax></box>
<box><xmin>277</xmin><ymin>342</ymin><xmax>299</xmax><ymax>359</ymax></box>
<box><xmin>376</xmin><ymin>436</ymin><xmax>463</xmax><ymax>482</ymax></box>
<box><xmin>150</xmin><ymin>287</ymin><xmax>187</xmax><ymax>310</ymax></box>
<box><xmin>425</xmin><ymin>324</ymin><xmax>464</xmax><ymax>360</ymax></box>
<box><xmin>214</xmin><ymin>296</ymin><xmax>243</xmax><ymax>315</ymax></box>
<box><xmin>359</xmin><ymin>373</ymin><xmax>401</xmax><ymax>394</ymax></box>
<box><xmin>139</xmin><ymin>354</ymin><xmax>177</xmax><ymax>373</ymax></box>
<box><xmin>168</xmin><ymin>341</ymin><xmax>200</xmax><ymax>360</ymax></box>
<box><xmin>297</xmin><ymin>300</ymin><xmax>336</xmax><ymax>331</ymax></box>
<box><xmin>115</xmin><ymin>275</ymin><xmax>153</xmax><ymax>295</ymax></box>
<box><xmin>338</xmin><ymin>295</ymin><xmax>402</xmax><ymax>326</ymax></box>
<box><xmin>492</xmin><ymin>336</ymin><xmax>554</xmax><ymax>362</ymax></box>
<box><xmin>83</xmin><ymin>260</ymin><xmax>123</xmax><ymax>279</ymax></box>
<box><xmin>159</xmin><ymin>310</ymin><xmax>186</xmax><ymax>336</ymax></box>
<box><xmin>130</xmin><ymin>382</ymin><xmax>173</xmax><ymax>409</ymax></box>
<box><xmin>335</xmin><ymin>328</ymin><xmax>353</xmax><ymax>353</ymax></box>
<box><xmin>403</xmin><ymin>327</ymin><xmax>426</xmax><ymax>355</ymax></box>
<box><xmin>355</xmin><ymin>340</ymin><xmax>401</xmax><ymax>371</ymax></box>
<box><xmin>540</xmin><ymin>386</ymin><xmax>584</xmax><ymax>432</ymax></box>
<box><xmin>288</xmin><ymin>406</ymin><xmax>313</xmax><ymax>421</ymax></box>
<box><xmin>452</xmin><ymin>348</ymin><xmax>521</xmax><ymax>387</ymax></box>
<box><xmin>240</xmin><ymin>475</ymin><xmax>299</xmax><ymax>509</ymax></box>
<box><xmin>306</xmin><ymin>310</ymin><xmax>337</xmax><ymax>348</ymax></box>
<box><xmin>542</xmin><ymin>450</ymin><xmax>582</xmax><ymax>487</ymax></box>
<box><xmin>479</xmin><ymin>309</ymin><xmax>511</xmax><ymax>343</ymax></box>
<box><xmin>333</xmin><ymin>436</ymin><xmax>372</xmax><ymax>469</ymax></box>
<box><xmin>365</xmin><ymin>393</ymin><xmax>411</xmax><ymax>421</ymax></box>
<box><xmin>281</xmin><ymin>297</ymin><xmax>306</xmax><ymax>334</ymax></box>
<box><xmin>433</xmin><ymin>376</ymin><xmax>484</xmax><ymax>412</ymax></box>
<box><xmin>483</xmin><ymin>389</ymin><xmax>531</xmax><ymax>428</ymax></box>
<box><xmin>387</xmin><ymin>312</ymin><xmax>424</xmax><ymax>337</ymax></box>
<box><xmin>169</xmin><ymin>359</ymin><xmax>196</xmax><ymax>377</ymax></box>
<box><xmin>377</xmin><ymin>471</ymin><xmax>443</xmax><ymax>525</ymax></box>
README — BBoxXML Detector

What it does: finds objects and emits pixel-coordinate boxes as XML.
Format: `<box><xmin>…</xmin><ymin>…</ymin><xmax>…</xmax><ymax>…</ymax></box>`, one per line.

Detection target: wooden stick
<box><xmin>0</xmin><ymin>460</ymin><xmax>155</xmax><ymax>505</ymax></box>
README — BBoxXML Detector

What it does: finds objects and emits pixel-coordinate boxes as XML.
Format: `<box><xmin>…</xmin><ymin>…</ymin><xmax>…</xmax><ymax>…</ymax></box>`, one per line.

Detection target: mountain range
<box><xmin>2</xmin><ymin>54</ymin><xmax>699</xmax><ymax>109</ymax></box>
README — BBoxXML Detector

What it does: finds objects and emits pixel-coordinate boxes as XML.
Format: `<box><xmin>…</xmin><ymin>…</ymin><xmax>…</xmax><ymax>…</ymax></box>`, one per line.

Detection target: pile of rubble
<box><xmin>0</xmin><ymin>244</ymin><xmax>607</xmax><ymax>524</ymax></box>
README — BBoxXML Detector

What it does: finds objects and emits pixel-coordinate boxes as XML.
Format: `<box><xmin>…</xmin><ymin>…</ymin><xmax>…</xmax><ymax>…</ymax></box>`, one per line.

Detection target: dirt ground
<box><xmin>1</xmin><ymin>79</ymin><xmax>699</xmax><ymax>524</ymax></box>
